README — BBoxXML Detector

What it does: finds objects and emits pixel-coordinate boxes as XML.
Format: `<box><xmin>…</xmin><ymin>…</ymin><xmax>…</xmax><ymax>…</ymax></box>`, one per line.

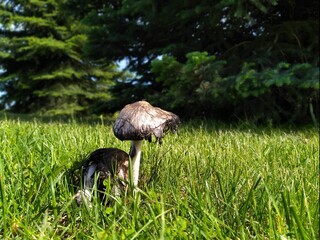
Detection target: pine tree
<box><xmin>0</xmin><ymin>0</ymin><xmax>117</xmax><ymax>115</ymax></box>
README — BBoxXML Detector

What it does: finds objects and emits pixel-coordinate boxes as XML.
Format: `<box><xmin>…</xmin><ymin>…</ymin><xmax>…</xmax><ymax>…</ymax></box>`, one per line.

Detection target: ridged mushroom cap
<box><xmin>113</xmin><ymin>101</ymin><xmax>180</xmax><ymax>143</ymax></box>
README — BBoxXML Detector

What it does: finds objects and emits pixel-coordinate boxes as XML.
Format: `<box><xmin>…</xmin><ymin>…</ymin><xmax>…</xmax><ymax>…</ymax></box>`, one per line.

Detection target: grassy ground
<box><xmin>0</xmin><ymin>116</ymin><xmax>318</xmax><ymax>239</ymax></box>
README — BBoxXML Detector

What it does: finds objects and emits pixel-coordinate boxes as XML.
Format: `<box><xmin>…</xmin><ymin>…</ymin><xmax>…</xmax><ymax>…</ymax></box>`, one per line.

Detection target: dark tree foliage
<box><xmin>77</xmin><ymin>0</ymin><xmax>318</xmax><ymax>123</ymax></box>
<box><xmin>0</xmin><ymin>0</ymin><xmax>118</xmax><ymax>115</ymax></box>
<box><xmin>80</xmin><ymin>0</ymin><xmax>317</xmax><ymax>71</ymax></box>
<box><xmin>151</xmin><ymin>52</ymin><xmax>319</xmax><ymax>123</ymax></box>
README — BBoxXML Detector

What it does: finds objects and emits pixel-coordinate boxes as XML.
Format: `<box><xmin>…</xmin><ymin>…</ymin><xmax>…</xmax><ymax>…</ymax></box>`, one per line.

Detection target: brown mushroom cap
<box><xmin>113</xmin><ymin>101</ymin><xmax>180</xmax><ymax>143</ymax></box>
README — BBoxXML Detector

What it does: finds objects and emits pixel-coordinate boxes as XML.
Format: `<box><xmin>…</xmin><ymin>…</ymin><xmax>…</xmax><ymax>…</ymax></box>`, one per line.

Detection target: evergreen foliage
<box><xmin>0</xmin><ymin>0</ymin><xmax>118</xmax><ymax>115</ymax></box>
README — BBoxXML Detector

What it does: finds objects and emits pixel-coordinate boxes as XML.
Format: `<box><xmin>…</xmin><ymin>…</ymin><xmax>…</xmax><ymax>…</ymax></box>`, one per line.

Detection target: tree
<box><xmin>77</xmin><ymin>0</ymin><xmax>319</xmax><ymax>122</ymax></box>
<box><xmin>0</xmin><ymin>0</ymin><xmax>118</xmax><ymax>115</ymax></box>
<box><xmin>80</xmin><ymin>1</ymin><xmax>279</xmax><ymax>77</ymax></box>
<box><xmin>151</xmin><ymin>52</ymin><xmax>319</xmax><ymax>123</ymax></box>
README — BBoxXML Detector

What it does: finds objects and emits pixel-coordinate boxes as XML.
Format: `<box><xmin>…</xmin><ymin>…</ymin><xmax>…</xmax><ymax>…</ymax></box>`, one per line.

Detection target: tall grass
<box><xmin>0</xmin><ymin>116</ymin><xmax>318</xmax><ymax>239</ymax></box>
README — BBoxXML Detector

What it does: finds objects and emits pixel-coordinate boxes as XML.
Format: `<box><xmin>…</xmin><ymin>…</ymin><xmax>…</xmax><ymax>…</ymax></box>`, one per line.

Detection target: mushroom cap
<box><xmin>113</xmin><ymin>101</ymin><xmax>180</xmax><ymax>143</ymax></box>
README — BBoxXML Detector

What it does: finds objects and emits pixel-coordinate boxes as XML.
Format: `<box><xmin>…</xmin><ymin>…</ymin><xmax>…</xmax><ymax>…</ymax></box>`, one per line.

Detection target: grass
<box><xmin>0</xmin><ymin>115</ymin><xmax>318</xmax><ymax>239</ymax></box>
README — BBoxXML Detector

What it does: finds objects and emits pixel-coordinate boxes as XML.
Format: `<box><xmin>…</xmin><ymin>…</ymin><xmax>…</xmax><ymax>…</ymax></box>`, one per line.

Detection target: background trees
<box><xmin>79</xmin><ymin>0</ymin><xmax>319</xmax><ymax>123</ymax></box>
<box><xmin>151</xmin><ymin>52</ymin><xmax>319</xmax><ymax>123</ymax></box>
<box><xmin>0</xmin><ymin>0</ymin><xmax>118</xmax><ymax>115</ymax></box>
<box><xmin>0</xmin><ymin>0</ymin><xmax>318</xmax><ymax>123</ymax></box>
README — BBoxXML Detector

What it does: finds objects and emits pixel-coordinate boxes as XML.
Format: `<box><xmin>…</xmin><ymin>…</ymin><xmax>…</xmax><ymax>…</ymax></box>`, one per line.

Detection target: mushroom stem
<box><xmin>129</xmin><ymin>140</ymin><xmax>143</xmax><ymax>187</ymax></box>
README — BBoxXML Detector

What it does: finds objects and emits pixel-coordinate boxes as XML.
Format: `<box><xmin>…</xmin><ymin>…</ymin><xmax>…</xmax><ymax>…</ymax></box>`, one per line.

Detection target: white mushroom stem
<box><xmin>129</xmin><ymin>140</ymin><xmax>142</xmax><ymax>187</ymax></box>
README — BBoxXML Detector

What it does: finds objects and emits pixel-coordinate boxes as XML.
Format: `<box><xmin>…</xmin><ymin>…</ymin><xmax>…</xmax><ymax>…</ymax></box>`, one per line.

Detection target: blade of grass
<box><xmin>130</xmin><ymin>208</ymin><xmax>173</xmax><ymax>240</ymax></box>
<box><xmin>290</xmin><ymin>205</ymin><xmax>309</xmax><ymax>240</ymax></box>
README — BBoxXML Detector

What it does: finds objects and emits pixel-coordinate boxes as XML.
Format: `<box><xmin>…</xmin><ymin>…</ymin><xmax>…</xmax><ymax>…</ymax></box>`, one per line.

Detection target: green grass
<box><xmin>0</xmin><ymin>116</ymin><xmax>318</xmax><ymax>239</ymax></box>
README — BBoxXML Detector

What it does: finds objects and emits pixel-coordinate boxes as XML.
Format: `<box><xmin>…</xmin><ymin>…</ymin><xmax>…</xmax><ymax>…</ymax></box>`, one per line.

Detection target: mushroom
<box><xmin>113</xmin><ymin>100</ymin><xmax>180</xmax><ymax>187</ymax></box>
<box><xmin>75</xmin><ymin>101</ymin><xmax>180</xmax><ymax>205</ymax></box>
<box><xmin>75</xmin><ymin>148</ymin><xmax>130</xmax><ymax>205</ymax></box>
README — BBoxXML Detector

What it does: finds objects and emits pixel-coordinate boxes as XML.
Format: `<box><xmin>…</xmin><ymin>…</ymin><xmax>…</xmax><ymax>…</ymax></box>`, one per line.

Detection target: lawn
<box><xmin>0</xmin><ymin>115</ymin><xmax>318</xmax><ymax>239</ymax></box>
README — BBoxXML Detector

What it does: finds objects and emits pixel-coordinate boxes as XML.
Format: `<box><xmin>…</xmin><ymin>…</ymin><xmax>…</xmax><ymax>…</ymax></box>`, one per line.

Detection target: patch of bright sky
<box><xmin>116</xmin><ymin>59</ymin><xmax>129</xmax><ymax>70</ymax></box>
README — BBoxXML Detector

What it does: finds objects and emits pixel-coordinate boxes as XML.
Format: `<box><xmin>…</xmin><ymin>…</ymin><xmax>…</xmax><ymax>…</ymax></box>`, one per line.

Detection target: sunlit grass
<box><xmin>0</xmin><ymin>116</ymin><xmax>318</xmax><ymax>239</ymax></box>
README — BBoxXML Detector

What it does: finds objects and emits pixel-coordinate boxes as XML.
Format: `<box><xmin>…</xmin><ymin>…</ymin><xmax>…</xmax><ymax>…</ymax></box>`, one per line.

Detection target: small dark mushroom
<box><xmin>75</xmin><ymin>148</ymin><xmax>129</xmax><ymax>205</ymax></box>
